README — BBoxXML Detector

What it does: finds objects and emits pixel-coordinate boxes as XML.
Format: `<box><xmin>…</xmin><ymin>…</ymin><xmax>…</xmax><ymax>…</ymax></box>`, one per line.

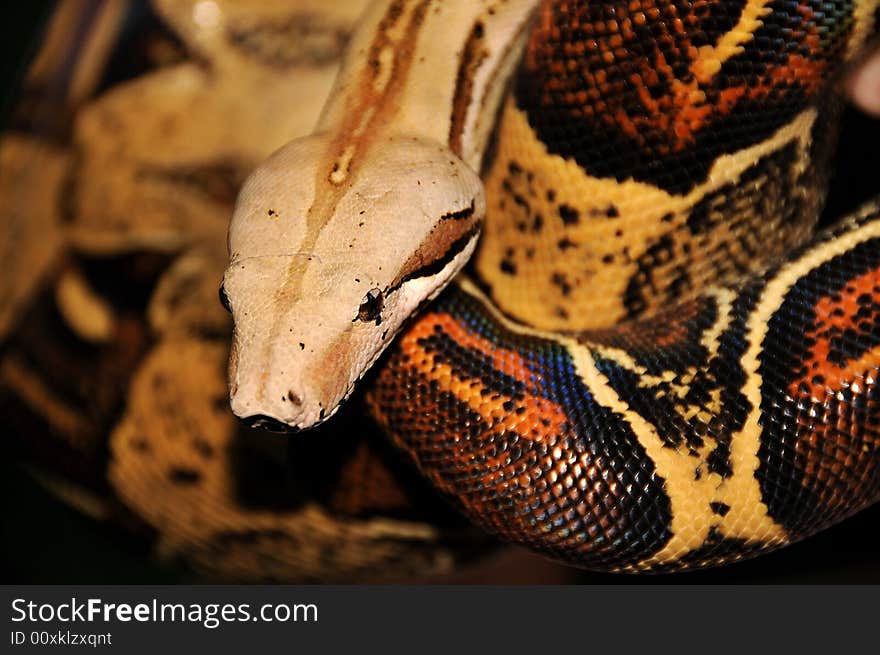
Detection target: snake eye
<box><xmin>219</xmin><ymin>282</ymin><xmax>232</xmax><ymax>313</ymax></box>
<box><xmin>356</xmin><ymin>288</ymin><xmax>384</xmax><ymax>325</ymax></box>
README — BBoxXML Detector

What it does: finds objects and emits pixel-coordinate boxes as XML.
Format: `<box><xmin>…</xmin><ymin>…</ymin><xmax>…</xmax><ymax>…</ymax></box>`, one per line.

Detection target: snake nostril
<box><xmin>243</xmin><ymin>414</ymin><xmax>299</xmax><ymax>433</ymax></box>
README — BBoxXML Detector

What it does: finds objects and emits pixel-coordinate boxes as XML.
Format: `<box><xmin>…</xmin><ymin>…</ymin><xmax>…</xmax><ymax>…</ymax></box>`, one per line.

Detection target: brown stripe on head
<box><xmin>449</xmin><ymin>21</ymin><xmax>490</xmax><ymax>157</ymax></box>
<box><xmin>388</xmin><ymin>202</ymin><xmax>481</xmax><ymax>293</ymax></box>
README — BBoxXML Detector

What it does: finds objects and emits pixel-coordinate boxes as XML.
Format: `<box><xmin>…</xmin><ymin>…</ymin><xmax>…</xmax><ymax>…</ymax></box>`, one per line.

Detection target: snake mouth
<box><xmin>241</xmin><ymin>414</ymin><xmax>301</xmax><ymax>434</ymax></box>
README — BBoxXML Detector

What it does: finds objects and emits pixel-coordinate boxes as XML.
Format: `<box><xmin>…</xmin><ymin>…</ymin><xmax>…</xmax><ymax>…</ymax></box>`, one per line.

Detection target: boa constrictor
<box><xmin>223</xmin><ymin>0</ymin><xmax>880</xmax><ymax>571</ymax></box>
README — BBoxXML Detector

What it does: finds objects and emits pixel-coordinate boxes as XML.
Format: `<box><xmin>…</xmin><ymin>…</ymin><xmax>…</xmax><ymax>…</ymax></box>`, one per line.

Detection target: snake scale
<box><xmin>1</xmin><ymin>0</ymin><xmax>879</xmax><ymax>579</ymax></box>
<box><xmin>223</xmin><ymin>0</ymin><xmax>880</xmax><ymax>572</ymax></box>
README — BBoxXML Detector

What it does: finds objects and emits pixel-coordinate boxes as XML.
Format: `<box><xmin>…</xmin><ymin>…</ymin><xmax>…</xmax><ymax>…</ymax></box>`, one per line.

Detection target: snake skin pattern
<box><xmin>5</xmin><ymin>0</ymin><xmax>880</xmax><ymax>580</ymax></box>
<box><xmin>366</xmin><ymin>0</ymin><xmax>880</xmax><ymax>571</ymax></box>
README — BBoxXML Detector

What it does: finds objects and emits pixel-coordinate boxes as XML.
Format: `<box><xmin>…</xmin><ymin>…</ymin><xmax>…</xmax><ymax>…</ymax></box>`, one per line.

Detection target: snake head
<box><xmin>222</xmin><ymin>134</ymin><xmax>484</xmax><ymax>430</ymax></box>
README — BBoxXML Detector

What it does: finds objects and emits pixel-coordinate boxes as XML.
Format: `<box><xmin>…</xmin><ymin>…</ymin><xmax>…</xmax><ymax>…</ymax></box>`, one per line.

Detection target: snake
<box><xmin>222</xmin><ymin>0</ymin><xmax>880</xmax><ymax>572</ymax></box>
<box><xmin>2</xmin><ymin>0</ymin><xmax>879</xmax><ymax>580</ymax></box>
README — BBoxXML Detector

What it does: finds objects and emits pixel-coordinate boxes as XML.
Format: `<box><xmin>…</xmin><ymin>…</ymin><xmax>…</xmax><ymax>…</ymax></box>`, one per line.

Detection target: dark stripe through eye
<box><xmin>387</xmin><ymin>222</ymin><xmax>481</xmax><ymax>295</ymax></box>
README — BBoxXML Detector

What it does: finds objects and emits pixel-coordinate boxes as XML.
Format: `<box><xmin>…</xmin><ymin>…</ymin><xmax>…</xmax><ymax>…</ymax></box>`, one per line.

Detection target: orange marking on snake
<box><xmin>524</xmin><ymin>1</ymin><xmax>827</xmax><ymax>153</ymax></box>
<box><xmin>402</xmin><ymin>312</ymin><xmax>569</xmax><ymax>442</ymax></box>
<box><xmin>794</xmin><ymin>265</ymin><xmax>880</xmax><ymax>399</ymax></box>
<box><xmin>421</xmin><ymin>312</ymin><xmax>535</xmax><ymax>384</ymax></box>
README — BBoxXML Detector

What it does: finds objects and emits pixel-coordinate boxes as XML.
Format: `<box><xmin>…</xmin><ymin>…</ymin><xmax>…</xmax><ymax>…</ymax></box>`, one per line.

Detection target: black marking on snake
<box><xmin>503</xmin><ymin>180</ymin><xmax>532</xmax><ymax>213</ymax></box>
<box><xmin>417</xmin><ymin>328</ymin><xmax>527</xmax><ymax>400</ymax></box>
<box><xmin>589</xmin><ymin>291</ymin><xmax>762</xmax><ymax>479</ymax></box>
<box><xmin>757</xmin><ymin>236</ymin><xmax>880</xmax><ymax>534</ymax></box>
<box><xmin>513</xmin><ymin>0</ymin><xmax>846</xmax><ymax>195</ymax></box>
<box><xmin>440</xmin><ymin>199</ymin><xmax>476</xmax><ymax>221</ymax></box>
<box><xmin>130</xmin><ymin>438</ymin><xmax>150</xmax><ymax>453</ymax></box>
<box><xmin>550</xmin><ymin>272</ymin><xmax>572</xmax><ymax>296</ymax></box>
<box><xmin>686</xmin><ymin>142</ymin><xmax>803</xmax><ymax>237</ymax></box>
<box><xmin>586</xmin><ymin>205</ymin><xmax>619</xmax><ymax>219</ymax></box>
<box><xmin>824</xmin><ymin>289</ymin><xmax>880</xmax><ymax>367</ymax></box>
<box><xmin>592</xmin><ymin>348</ymin><xmax>730</xmax><ymax>471</ymax></box>
<box><xmin>623</xmin><ymin>141</ymin><xmax>808</xmax><ymax>321</ymax></box>
<box><xmin>193</xmin><ymin>438</ymin><xmax>214</xmax><ymax>459</ymax></box>
<box><xmin>558</xmin><ymin>204</ymin><xmax>579</xmax><ymax>225</ymax></box>
<box><xmin>623</xmin><ymin>235</ymin><xmax>677</xmax><ymax>319</ymax></box>
<box><xmin>500</xmin><ymin>158</ymin><xmax>546</xmax><ymax>235</ymax></box>
<box><xmin>591</xmin><ymin>295</ymin><xmax>720</xmax><ymax>375</ymax></box>
<box><xmin>169</xmin><ymin>467</ymin><xmax>202</xmax><ymax>485</ymax></box>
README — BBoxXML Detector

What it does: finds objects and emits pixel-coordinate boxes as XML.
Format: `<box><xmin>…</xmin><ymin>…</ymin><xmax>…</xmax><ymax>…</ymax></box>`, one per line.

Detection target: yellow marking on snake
<box><xmin>456</xmin><ymin>276</ymin><xmax>783</xmax><ymax>566</ymax></box>
<box><xmin>478</xmin><ymin>103</ymin><xmax>818</xmax><ymax>330</ymax></box>
<box><xmin>847</xmin><ymin>1</ymin><xmax>879</xmax><ymax>60</ymax></box>
<box><xmin>726</xmin><ymin>202</ymin><xmax>880</xmax><ymax>534</ymax></box>
<box><xmin>691</xmin><ymin>1</ymin><xmax>772</xmax><ymax>81</ymax></box>
<box><xmin>584</xmin><ymin>287</ymin><xmax>738</xmax><ymax>397</ymax></box>
<box><xmin>568</xmin><ymin>345</ymin><xmax>786</xmax><ymax>568</ymax></box>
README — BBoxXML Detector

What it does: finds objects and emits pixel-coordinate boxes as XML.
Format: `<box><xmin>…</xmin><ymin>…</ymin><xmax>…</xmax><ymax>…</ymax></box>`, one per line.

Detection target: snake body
<box><xmin>225</xmin><ymin>0</ymin><xmax>880</xmax><ymax>571</ymax></box>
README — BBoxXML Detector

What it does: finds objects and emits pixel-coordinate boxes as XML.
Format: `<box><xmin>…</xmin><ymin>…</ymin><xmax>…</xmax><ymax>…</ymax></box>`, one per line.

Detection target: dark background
<box><xmin>1</xmin><ymin>1</ymin><xmax>878</xmax><ymax>584</ymax></box>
